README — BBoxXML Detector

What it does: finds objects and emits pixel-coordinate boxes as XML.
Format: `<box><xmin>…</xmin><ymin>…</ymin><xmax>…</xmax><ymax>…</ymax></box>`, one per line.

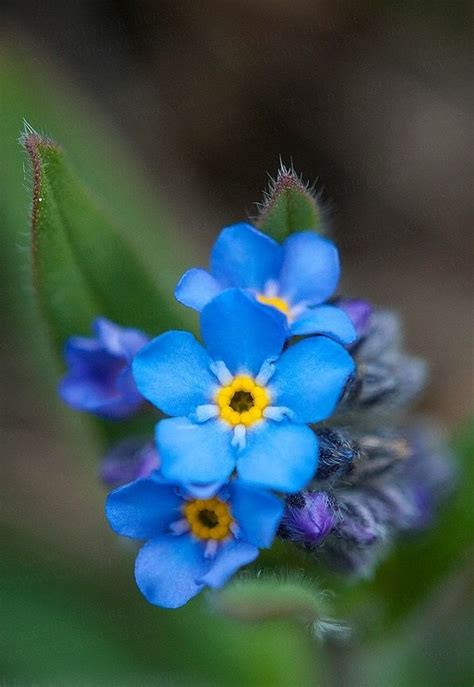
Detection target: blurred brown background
<box><xmin>2</xmin><ymin>0</ymin><xmax>472</xmax><ymax>424</ymax></box>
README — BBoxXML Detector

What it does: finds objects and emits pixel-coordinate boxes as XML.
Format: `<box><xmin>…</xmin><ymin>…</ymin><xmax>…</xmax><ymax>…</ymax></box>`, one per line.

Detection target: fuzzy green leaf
<box><xmin>21</xmin><ymin>126</ymin><xmax>183</xmax><ymax>350</ymax></box>
<box><xmin>1</xmin><ymin>46</ymin><xmax>196</xmax><ymax>348</ymax></box>
<box><xmin>212</xmin><ymin>573</ymin><xmax>349</xmax><ymax>641</ymax></box>
<box><xmin>256</xmin><ymin>165</ymin><xmax>325</xmax><ymax>241</ymax></box>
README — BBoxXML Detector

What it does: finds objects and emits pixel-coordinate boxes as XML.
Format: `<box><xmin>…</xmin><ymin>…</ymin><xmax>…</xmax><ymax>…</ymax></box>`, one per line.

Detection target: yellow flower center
<box><xmin>256</xmin><ymin>294</ymin><xmax>290</xmax><ymax>317</ymax></box>
<box><xmin>183</xmin><ymin>497</ymin><xmax>233</xmax><ymax>540</ymax></box>
<box><xmin>215</xmin><ymin>375</ymin><xmax>270</xmax><ymax>427</ymax></box>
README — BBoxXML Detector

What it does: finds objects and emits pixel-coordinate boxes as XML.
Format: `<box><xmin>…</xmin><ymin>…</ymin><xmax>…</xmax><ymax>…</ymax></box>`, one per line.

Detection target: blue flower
<box><xmin>175</xmin><ymin>223</ymin><xmax>356</xmax><ymax>344</ymax></box>
<box><xmin>59</xmin><ymin>317</ymin><xmax>149</xmax><ymax>419</ymax></box>
<box><xmin>106</xmin><ymin>476</ymin><xmax>283</xmax><ymax>608</ymax></box>
<box><xmin>132</xmin><ymin>289</ymin><xmax>355</xmax><ymax>493</ymax></box>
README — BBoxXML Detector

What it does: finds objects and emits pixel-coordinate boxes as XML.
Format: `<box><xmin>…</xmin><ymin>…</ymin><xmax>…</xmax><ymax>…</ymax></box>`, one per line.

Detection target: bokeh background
<box><xmin>1</xmin><ymin>2</ymin><xmax>472</xmax><ymax>685</ymax></box>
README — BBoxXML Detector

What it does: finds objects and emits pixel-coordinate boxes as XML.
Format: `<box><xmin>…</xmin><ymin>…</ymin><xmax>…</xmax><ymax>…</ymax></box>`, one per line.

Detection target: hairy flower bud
<box><xmin>280</xmin><ymin>424</ymin><xmax>455</xmax><ymax>577</ymax></box>
<box><xmin>315</xmin><ymin>428</ymin><xmax>360</xmax><ymax>480</ymax></box>
<box><xmin>279</xmin><ymin>491</ymin><xmax>339</xmax><ymax>547</ymax></box>
<box><xmin>335</xmin><ymin>310</ymin><xmax>427</xmax><ymax>422</ymax></box>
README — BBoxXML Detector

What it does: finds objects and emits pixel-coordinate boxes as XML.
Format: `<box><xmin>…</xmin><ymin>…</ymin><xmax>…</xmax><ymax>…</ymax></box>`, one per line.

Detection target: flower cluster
<box><xmin>59</xmin><ymin>219</ymin><xmax>453</xmax><ymax>607</ymax></box>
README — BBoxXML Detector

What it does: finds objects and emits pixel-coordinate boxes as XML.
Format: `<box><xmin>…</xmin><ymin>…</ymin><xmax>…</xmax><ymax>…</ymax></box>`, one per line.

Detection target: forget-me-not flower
<box><xmin>132</xmin><ymin>289</ymin><xmax>355</xmax><ymax>493</ymax></box>
<box><xmin>106</xmin><ymin>475</ymin><xmax>283</xmax><ymax>608</ymax></box>
<box><xmin>59</xmin><ymin>317</ymin><xmax>149</xmax><ymax>419</ymax></box>
<box><xmin>175</xmin><ymin>223</ymin><xmax>356</xmax><ymax>344</ymax></box>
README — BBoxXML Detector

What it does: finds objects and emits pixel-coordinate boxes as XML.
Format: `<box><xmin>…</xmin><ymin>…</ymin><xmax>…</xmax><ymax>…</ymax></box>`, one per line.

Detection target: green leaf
<box><xmin>1</xmin><ymin>45</ymin><xmax>197</xmax><ymax>355</ymax></box>
<box><xmin>21</xmin><ymin>125</ymin><xmax>184</xmax><ymax>349</ymax></box>
<box><xmin>256</xmin><ymin>164</ymin><xmax>325</xmax><ymax>241</ymax></box>
<box><xmin>0</xmin><ymin>46</ymin><xmax>196</xmax><ymax>452</ymax></box>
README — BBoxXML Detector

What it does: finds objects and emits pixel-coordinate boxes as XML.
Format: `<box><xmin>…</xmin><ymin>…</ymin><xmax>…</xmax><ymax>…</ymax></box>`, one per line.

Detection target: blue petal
<box><xmin>59</xmin><ymin>343</ymin><xmax>140</xmax><ymax>419</ymax></box>
<box><xmin>156</xmin><ymin>417</ymin><xmax>235</xmax><ymax>484</ymax></box>
<box><xmin>94</xmin><ymin>317</ymin><xmax>149</xmax><ymax>359</ymax></box>
<box><xmin>105</xmin><ymin>478</ymin><xmax>182</xmax><ymax>539</ymax></box>
<box><xmin>228</xmin><ymin>481</ymin><xmax>284</xmax><ymax>547</ymax></box>
<box><xmin>269</xmin><ymin>336</ymin><xmax>355</xmax><ymax>423</ymax></box>
<box><xmin>200</xmin><ymin>289</ymin><xmax>287</xmax><ymax>375</ymax></box>
<box><xmin>175</xmin><ymin>268</ymin><xmax>223</xmax><ymax>312</ymax></box>
<box><xmin>62</xmin><ymin>338</ymin><xmax>117</xmax><ymax>378</ymax></box>
<box><xmin>290</xmin><ymin>305</ymin><xmax>357</xmax><ymax>344</ymax></box>
<box><xmin>60</xmin><ymin>323</ymin><xmax>146</xmax><ymax>419</ymax></box>
<box><xmin>59</xmin><ymin>367</ymin><xmax>112</xmax><ymax>409</ymax></box>
<box><xmin>115</xmin><ymin>366</ymin><xmax>144</xmax><ymax>404</ymax></box>
<box><xmin>237</xmin><ymin>421</ymin><xmax>318</xmax><ymax>493</ymax></box>
<box><xmin>59</xmin><ymin>377</ymin><xmax>141</xmax><ymax>418</ymax></box>
<box><xmin>279</xmin><ymin>232</ymin><xmax>340</xmax><ymax>305</ymax></box>
<box><xmin>86</xmin><ymin>394</ymin><xmax>142</xmax><ymax>419</ymax></box>
<box><xmin>198</xmin><ymin>539</ymin><xmax>259</xmax><ymax>588</ymax></box>
<box><xmin>132</xmin><ymin>331</ymin><xmax>215</xmax><ymax>416</ymax></box>
<box><xmin>63</xmin><ymin>335</ymin><xmax>104</xmax><ymax>361</ymax></box>
<box><xmin>135</xmin><ymin>535</ymin><xmax>209</xmax><ymax>608</ymax></box>
<box><xmin>210</xmin><ymin>222</ymin><xmax>282</xmax><ymax>290</ymax></box>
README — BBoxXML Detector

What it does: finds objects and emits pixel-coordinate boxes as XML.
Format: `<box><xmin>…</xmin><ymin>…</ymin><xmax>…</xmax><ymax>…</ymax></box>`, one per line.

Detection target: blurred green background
<box><xmin>0</xmin><ymin>2</ymin><xmax>472</xmax><ymax>685</ymax></box>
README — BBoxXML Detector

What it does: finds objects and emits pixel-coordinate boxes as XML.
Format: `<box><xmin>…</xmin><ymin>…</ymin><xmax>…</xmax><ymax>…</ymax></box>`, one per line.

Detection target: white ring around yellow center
<box><xmin>215</xmin><ymin>374</ymin><xmax>270</xmax><ymax>427</ymax></box>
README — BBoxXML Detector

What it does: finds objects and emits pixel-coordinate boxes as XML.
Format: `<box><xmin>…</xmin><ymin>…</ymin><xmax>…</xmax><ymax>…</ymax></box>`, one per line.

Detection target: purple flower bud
<box><xmin>336</xmin><ymin>298</ymin><xmax>373</xmax><ymax>340</ymax></box>
<box><xmin>100</xmin><ymin>439</ymin><xmax>159</xmax><ymax>488</ymax></box>
<box><xmin>335</xmin><ymin>492</ymin><xmax>386</xmax><ymax>545</ymax></box>
<box><xmin>59</xmin><ymin>317</ymin><xmax>149</xmax><ymax>419</ymax></box>
<box><xmin>387</xmin><ymin>425</ymin><xmax>456</xmax><ymax>531</ymax></box>
<box><xmin>279</xmin><ymin>491</ymin><xmax>339</xmax><ymax>547</ymax></box>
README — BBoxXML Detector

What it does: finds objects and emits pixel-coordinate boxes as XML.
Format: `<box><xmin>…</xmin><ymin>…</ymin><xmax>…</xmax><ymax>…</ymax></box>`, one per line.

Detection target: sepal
<box><xmin>211</xmin><ymin>572</ymin><xmax>349</xmax><ymax>642</ymax></box>
<box><xmin>256</xmin><ymin>163</ymin><xmax>326</xmax><ymax>241</ymax></box>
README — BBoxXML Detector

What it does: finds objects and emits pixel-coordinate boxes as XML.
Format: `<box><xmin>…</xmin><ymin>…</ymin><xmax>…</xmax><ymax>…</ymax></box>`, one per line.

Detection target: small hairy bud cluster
<box><xmin>279</xmin><ymin>305</ymin><xmax>454</xmax><ymax>577</ymax></box>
